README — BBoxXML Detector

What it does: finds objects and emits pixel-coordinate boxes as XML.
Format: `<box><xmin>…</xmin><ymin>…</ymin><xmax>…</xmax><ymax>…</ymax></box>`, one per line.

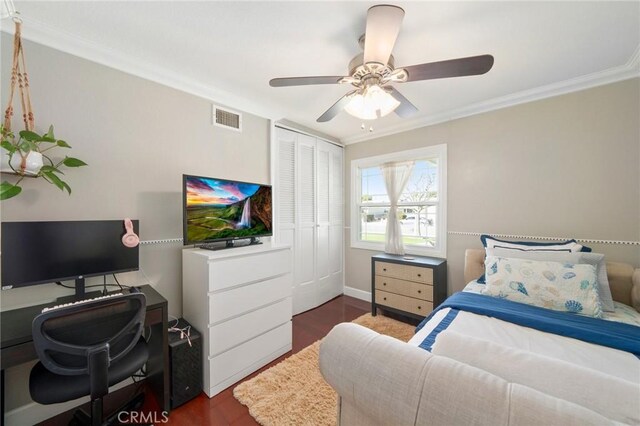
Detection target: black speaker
<box><xmin>168</xmin><ymin>318</ymin><xmax>202</xmax><ymax>409</ymax></box>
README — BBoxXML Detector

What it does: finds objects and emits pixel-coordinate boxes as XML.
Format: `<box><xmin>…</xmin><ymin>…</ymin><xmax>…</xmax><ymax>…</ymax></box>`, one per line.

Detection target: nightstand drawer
<box><xmin>375</xmin><ymin>290</ymin><xmax>433</xmax><ymax>317</ymax></box>
<box><xmin>404</xmin><ymin>297</ymin><xmax>433</xmax><ymax>317</ymax></box>
<box><xmin>375</xmin><ymin>261</ymin><xmax>433</xmax><ymax>284</ymax></box>
<box><xmin>374</xmin><ymin>275</ymin><xmax>433</xmax><ymax>301</ymax></box>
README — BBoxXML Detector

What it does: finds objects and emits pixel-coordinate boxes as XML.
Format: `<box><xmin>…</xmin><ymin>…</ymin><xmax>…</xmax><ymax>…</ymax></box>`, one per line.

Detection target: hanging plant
<box><xmin>1</xmin><ymin>125</ymin><xmax>87</xmax><ymax>199</ymax></box>
<box><xmin>0</xmin><ymin>20</ymin><xmax>87</xmax><ymax>200</ymax></box>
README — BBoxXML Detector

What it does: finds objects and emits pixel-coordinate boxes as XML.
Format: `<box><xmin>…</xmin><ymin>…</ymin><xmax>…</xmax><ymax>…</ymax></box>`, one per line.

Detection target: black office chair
<box><xmin>29</xmin><ymin>291</ymin><xmax>148</xmax><ymax>426</ymax></box>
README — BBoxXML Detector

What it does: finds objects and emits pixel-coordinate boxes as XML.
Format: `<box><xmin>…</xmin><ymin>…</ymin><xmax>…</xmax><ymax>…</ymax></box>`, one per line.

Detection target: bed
<box><xmin>409</xmin><ymin>248</ymin><xmax>640</xmax><ymax>383</ymax></box>
<box><xmin>319</xmin><ymin>248</ymin><xmax>640</xmax><ymax>426</ymax></box>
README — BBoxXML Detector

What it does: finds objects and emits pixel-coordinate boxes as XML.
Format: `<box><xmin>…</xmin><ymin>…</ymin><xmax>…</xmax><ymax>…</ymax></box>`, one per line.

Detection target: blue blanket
<box><xmin>416</xmin><ymin>292</ymin><xmax>640</xmax><ymax>357</ymax></box>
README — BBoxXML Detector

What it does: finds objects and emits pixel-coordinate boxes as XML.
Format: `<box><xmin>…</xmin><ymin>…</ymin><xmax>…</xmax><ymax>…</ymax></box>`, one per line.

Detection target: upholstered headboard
<box><xmin>464</xmin><ymin>248</ymin><xmax>640</xmax><ymax>311</ymax></box>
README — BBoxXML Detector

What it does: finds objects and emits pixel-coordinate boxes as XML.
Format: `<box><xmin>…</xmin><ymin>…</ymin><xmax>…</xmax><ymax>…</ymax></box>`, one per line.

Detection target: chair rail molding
<box><xmin>448</xmin><ymin>231</ymin><xmax>640</xmax><ymax>246</ymax></box>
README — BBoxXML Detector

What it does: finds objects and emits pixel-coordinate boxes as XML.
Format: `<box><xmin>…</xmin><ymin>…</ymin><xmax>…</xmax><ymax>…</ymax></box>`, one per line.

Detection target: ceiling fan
<box><xmin>269</xmin><ymin>4</ymin><xmax>494</xmax><ymax>123</ymax></box>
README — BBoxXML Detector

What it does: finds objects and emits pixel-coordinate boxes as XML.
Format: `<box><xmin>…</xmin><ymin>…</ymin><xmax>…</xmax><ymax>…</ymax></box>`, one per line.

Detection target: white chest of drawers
<box><xmin>182</xmin><ymin>244</ymin><xmax>292</xmax><ymax>397</ymax></box>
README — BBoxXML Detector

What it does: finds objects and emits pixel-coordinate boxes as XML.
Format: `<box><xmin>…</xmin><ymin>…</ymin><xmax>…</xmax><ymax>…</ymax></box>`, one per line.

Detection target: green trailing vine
<box><xmin>1</xmin><ymin>20</ymin><xmax>88</xmax><ymax>201</ymax></box>
<box><xmin>0</xmin><ymin>124</ymin><xmax>87</xmax><ymax>200</ymax></box>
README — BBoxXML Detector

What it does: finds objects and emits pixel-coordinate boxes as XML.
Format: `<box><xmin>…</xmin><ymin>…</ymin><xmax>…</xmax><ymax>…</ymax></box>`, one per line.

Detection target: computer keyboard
<box><xmin>42</xmin><ymin>293</ymin><xmax>124</xmax><ymax>313</ymax></box>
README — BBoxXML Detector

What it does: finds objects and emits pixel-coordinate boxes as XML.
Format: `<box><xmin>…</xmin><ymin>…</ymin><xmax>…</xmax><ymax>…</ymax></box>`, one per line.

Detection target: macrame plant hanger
<box><xmin>1</xmin><ymin>2</ymin><xmax>86</xmax><ymax>200</ymax></box>
<box><xmin>4</xmin><ymin>17</ymin><xmax>36</xmax><ymax>174</ymax></box>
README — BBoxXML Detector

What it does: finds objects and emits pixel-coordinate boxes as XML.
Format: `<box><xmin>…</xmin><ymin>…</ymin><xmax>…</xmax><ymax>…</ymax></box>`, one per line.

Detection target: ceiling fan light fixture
<box><xmin>385</xmin><ymin>68</ymin><xmax>408</xmax><ymax>83</ymax></box>
<box><xmin>271</xmin><ymin>4</ymin><xmax>494</xmax><ymax>123</ymax></box>
<box><xmin>344</xmin><ymin>84</ymin><xmax>400</xmax><ymax>120</ymax></box>
<box><xmin>339</xmin><ymin>76</ymin><xmax>360</xmax><ymax>85</ymax></box>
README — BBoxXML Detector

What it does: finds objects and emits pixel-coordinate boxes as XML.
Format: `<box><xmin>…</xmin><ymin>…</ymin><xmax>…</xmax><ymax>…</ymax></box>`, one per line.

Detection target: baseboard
<box><xmin>5</xmin><ymin>378</ymin><xmax>133</xmax><ymax>426</ymax></box>
<box><xmin>343</xmin><ymin>286</ymin><xmax>371</xmax><ymax>302</ymax></box>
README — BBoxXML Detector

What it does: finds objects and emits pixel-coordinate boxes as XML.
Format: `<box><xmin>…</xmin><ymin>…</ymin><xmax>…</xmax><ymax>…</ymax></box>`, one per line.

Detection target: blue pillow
<box><xmin>476</xmin><ymin>235</ymin><xmax>592</xmax><ymax>284</ymax></box>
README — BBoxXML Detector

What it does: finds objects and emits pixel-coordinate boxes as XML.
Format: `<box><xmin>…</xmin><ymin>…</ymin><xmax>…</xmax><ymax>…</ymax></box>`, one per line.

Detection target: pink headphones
<box><xmin>122</xmin><ymin>218</ymin><xmax>140</xmax><ymax>248</ymax></box>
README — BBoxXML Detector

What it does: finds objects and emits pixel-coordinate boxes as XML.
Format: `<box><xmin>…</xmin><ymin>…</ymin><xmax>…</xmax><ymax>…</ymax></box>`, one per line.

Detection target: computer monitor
<box><xmin>1</xmin><ymin>220</ymin><xmax>140</xmax><ymax>299</ymax></box>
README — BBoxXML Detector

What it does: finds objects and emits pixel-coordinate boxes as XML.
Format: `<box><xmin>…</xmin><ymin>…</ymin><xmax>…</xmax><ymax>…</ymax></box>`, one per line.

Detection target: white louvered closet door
<box><xmin>274</xmin><ymin>127</ymin><xmax>343</xmax><ymax>315</ymax></box>
<box><xmin>315</xmin><ymin>141</ymin><xmax>332</xmax><ymax>304</ymax></box>
<box><xmin>328</xmin><ymin>142</ymin><xmax>344</xmax><ymax>299</ymax></box>
<box><xmin>294</xmin><ymin>134</ymin><xmax>318</xmax><ymax>314</ymax></box>
<box><xmin>275</xmin><ymin>128</ymin><xmax>296</xmax><ymax>274</ymax></box>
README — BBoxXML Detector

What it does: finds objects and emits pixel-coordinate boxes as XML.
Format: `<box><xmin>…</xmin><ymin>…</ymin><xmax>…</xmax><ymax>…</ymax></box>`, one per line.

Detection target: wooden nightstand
<box><xmin>371</xmin><ymin>253</ymin><xmax>447</xmax><ymax>320</ymax></box>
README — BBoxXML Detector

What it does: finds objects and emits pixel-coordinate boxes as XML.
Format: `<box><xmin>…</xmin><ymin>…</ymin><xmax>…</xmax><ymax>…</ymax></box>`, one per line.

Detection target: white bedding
<box><xmin>408</xmin><ymin>281</ymin><xmax>640</xmax><ymax>384</ymax></box>
<box><xmin>464</xmin><ymin>280</ymin><xmax>640</xmax><ymax>326</ymax></box>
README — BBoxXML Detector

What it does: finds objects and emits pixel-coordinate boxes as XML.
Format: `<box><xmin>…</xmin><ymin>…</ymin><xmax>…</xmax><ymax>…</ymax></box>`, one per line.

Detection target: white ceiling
<box><xmin>5</xmin><ymin>1</ymin><xmax>640</xmax><ymax>144</ymax></box>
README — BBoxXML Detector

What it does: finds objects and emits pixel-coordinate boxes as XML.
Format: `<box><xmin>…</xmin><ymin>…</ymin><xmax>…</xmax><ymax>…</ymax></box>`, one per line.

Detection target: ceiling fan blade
<box><xmin>317</xmin><ymin>91</ymin><xmax>356</xmax><ymax>122</ymax></box>
<box><xmin>363</xmin><ymin>5</ymin><xmax>405</xmax><ymax>66</ymax></box>
<box><xmin>269</xmin><ymin>76</ymin><xmax>344</xmax><ymax>87</ymax></box>
<box><xmin>388</xmin><ymin>87</ymin><xmax>418</xmax><ymax>118</ymax></box>
<box><xmin>403</xmin><ymin>55</ymin><xmax>494</xmax><ymax>82</ymax></box>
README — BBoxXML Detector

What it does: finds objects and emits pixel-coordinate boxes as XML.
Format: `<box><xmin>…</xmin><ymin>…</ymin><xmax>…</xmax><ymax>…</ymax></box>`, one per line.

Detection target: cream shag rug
<box><xmin>233</xmin><ymin>314</ymin><xmax>415</xmax><ymax>425</ymax></box>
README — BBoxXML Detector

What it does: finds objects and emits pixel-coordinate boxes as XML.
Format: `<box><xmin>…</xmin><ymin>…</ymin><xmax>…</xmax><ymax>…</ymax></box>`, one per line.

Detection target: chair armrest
<box><xmin>319</xmin><ymin>323</ymin><xmax>431</xmax><ymax>426</ymax></box>
<box><xmin>632</xmin><ymin>269</ymin><xmax>640</xmax><ymax>312</ymax></box>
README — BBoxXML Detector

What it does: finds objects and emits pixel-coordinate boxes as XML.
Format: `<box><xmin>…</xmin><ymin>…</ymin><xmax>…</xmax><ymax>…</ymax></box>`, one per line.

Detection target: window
<box><xmin>350</xmin><ymin>144</ymin><xmax>447</xmax><ymax>257</ymax></box>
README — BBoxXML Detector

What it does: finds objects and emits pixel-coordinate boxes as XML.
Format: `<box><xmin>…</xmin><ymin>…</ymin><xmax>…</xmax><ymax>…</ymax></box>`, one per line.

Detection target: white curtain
<box><xmin>381</xmin><ymin>161</ymin><xmax>415</xmax><ymax>255</ymax></box>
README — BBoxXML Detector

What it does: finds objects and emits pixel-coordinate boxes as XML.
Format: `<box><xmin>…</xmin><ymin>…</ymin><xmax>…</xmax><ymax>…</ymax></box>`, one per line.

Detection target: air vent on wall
<box><xmin>213</xmin><ymin>105</ymin><xmax>242</xmax><ymax>132</ymax></box>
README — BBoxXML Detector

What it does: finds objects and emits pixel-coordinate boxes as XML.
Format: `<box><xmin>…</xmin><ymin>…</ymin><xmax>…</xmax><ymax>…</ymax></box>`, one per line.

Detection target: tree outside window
<box><xmin>351</xmin><ymin>144</ymin><xmax>447</xmax><ymax>257</ymax></box>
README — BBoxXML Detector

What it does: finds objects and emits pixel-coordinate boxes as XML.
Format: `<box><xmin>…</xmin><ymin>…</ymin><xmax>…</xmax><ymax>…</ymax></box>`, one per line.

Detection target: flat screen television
<box><xmin>1</xmin><ymin>220</ymin><xmax>139</xmax><ymax>298</ymax></box>
<box><xmin>183</xmin><ymin>175</ymin><xmax>272</xmax><ymax>247</ymax></box>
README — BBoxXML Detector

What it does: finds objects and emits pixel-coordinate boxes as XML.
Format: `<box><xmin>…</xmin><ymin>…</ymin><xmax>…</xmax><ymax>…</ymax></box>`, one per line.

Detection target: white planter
<box><xmin>1</xmin><ymin>151</ymin><xmax>43</xmax><ymax>176</ymax></box>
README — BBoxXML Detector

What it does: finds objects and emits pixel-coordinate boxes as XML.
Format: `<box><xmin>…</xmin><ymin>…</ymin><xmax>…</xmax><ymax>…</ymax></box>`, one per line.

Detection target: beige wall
<box><xmin>0</xmin><ymin>35</ymin><xmax>271</xmax><ymax>315</ymax></box>
<box><xmin>0</xmin><ymin>36</ymin><xmax>270</xmax><ymax>416</ymax></box>
<box><xmin>345</xmin><ymin>78</ymin><xmax>640</xmax><ymax>296</ymax></box>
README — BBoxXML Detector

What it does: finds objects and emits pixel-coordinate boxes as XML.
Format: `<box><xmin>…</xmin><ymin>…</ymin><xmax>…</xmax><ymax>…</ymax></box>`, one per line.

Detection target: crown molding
<box><xmin>341</xmin><ymin>45</ymin><xmax>640</xmax><ymax>145</ymax></box>
<box><xmin>275</xmin><ymin>119</ymin><xmax>342</xmax><ymax>145</ymax></box>
<box><xmin>0</xmin><ymin>16</ymin><xmax>284</xmax><ymax>121</ymax></box>
<box><xmin>1</xmin><ymin>16</ymin><xmax>637</xmax><ymax>144</ymax></box>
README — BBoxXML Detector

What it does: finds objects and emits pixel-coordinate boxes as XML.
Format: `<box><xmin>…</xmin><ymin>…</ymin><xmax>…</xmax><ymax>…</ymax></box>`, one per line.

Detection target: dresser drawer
<box><xmin>208</xmin><ymin>321</ymin><xmax>292</xmax><ymax>388</ymax></box>
<box><xmin>375</xmin><ymin>261</ymin><xmax>433</xmax><ymax>284</ymax></box>
<box><xmin>374</xmin><ymin>275</ymin><xmax>433</xmax><ymax>301</ymax></box>
<box><xmin>375</xmin><ymin>290</ymin><xmax>433</xmax><ymax>317</ymax></box>
<box><xmin>209</xmin><ymin>297</ymin><xmax>292</xmax><ymax>356</ymax></box>
<box><xmin>209</xmin><ymin>248</ymin><xmax>291</xmax><ymax>292</ymax></box>
<box><xmin>209</xmin><ymin>274</ymin><xmax>292</xmax><ymax>323</ymax></box>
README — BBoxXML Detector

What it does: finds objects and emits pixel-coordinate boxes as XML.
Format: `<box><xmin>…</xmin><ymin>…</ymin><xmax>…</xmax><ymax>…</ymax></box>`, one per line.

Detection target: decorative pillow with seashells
<box><xmin>482</xmin><ymin>256</ymin><xmax>602</xmax><ymax>318</ymax></box>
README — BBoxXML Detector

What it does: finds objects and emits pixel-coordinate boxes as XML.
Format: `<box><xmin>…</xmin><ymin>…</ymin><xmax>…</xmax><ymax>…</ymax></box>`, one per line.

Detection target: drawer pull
<box><xmin>383</xmin><ymin>268</ymin><xmax>387</xmax><ymax>271</ymax></box>
<box><xmin>383</xmin><ymin>297</ymin><xmax>387</xmax><ymax>301</ymax></box>
<box><xmin>417</xmin><ymin>290</ymin><xmax>421</xmax><ymax>294</ymax></box>
<box><xmin>418</xmin><ymin>306</ymin><xmax>422</xmax><ymax>310</ymax></box>
<box><xmin>383</xmin><ymin>282</ymin><xmax>387</xmax><ymax>286</ymax></box>
<box><xmin>417</xmin><ymin>273</ymin><xmax>422</xmax><ymax>277</ymax></box>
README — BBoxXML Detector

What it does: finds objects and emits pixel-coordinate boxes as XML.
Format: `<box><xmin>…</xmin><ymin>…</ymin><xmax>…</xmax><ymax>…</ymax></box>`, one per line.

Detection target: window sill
<box><xmin>350</xmin><ymin>241</ymin><xmax>446</xmax><ymax>259</ymax></box>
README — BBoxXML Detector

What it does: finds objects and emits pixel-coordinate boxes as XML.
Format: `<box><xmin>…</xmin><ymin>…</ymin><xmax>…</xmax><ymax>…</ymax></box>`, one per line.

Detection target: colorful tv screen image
<box><xmin>184</xmin><ymin>175</ymin><xmax>272</xmax><ymax>244</ymax></box>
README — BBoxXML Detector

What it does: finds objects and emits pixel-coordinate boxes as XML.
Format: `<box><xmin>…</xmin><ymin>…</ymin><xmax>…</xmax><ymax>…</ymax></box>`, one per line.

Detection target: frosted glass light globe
<box><xmin>344</xmin><ymin>85</ymin><xmax>400</xmax><ymax>120</ymax></box>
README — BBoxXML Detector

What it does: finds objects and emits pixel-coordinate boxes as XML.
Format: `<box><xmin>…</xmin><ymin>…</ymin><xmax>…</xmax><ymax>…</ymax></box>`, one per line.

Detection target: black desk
<box><xmin>0</xmin><ymin>285</ymin><xmax>170</xmax><ymax>424</ymax></box>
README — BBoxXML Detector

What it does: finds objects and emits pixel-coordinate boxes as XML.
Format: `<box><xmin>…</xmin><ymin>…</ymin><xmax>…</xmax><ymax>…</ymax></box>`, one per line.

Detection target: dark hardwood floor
<box><xmin>40</xmin><ymin>295</ymin><xmax>369</xmax><ymax>426</ymax></box>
